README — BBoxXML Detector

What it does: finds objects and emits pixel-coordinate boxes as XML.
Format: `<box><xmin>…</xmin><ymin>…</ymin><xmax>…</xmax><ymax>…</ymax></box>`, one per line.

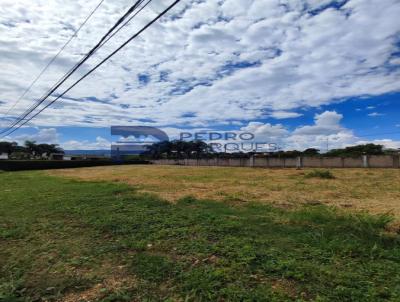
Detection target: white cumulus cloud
<box><xmin>0</xmin><ymin>0</ymin><xmax>398</xmax><ymax>131</ymax></box>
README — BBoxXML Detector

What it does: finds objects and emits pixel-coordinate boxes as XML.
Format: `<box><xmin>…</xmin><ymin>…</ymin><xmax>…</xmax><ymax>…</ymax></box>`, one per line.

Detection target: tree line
<box><xmin>143</xmin><ymin>141</ymin><xmax>397</xmax><ymax>159</ymax></box>
<box><xmin>144</xmin><ymin>140</ymin><xmax>213</xmax><ymax>159</ymax></box>
<box><xmin>0</xmin><ymin>141</ymin><xmax>64</xmax><ymax>159</ymax></box>
<box><xmin>274</xmin><ymin>144</ymin><xmax>392</xmax><ymax>158</ymax></box>
<box><xmin>1</xmin><ymin>139</ymin><xmax>397</xmax><ymax>160</ymax></box>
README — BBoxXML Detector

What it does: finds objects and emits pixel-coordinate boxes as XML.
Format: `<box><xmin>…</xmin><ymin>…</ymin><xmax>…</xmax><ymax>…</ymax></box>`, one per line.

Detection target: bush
<box><xmin>305</xmin><ymin>169</ymin><xmax>335</xmax><ymax>179</ymax></box>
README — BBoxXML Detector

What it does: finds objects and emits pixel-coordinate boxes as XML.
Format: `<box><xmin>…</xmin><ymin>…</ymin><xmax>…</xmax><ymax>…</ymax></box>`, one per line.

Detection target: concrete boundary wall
<box><xmin>151</xmin><ymin>155</ymin><xmax>400</xmax><ymax>168</ymax></box>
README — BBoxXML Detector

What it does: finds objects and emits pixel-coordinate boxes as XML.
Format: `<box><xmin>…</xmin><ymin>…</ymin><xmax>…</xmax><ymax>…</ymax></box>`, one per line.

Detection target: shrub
<box><xmin>305</xmin><ymin>169</ymin><xmax>335</xmax><ymax>179</ymax></box>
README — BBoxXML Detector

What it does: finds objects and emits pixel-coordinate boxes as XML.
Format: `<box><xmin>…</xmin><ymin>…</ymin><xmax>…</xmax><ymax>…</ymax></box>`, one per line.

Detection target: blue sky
<box><xmin>0</xmin><ymin>0</ymin><xmax>399</xmax><ymax>151</ymax></box>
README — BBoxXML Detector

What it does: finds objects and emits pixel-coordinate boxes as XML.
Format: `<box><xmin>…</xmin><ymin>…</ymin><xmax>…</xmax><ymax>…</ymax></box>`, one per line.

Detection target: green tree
<box><xmin>23</xmin><ymin>141</ymin><xmax>64</xmax><ymax>158</ymax></box>
<box><xmin>145</xmin><ymin>140</ymin><xmax>213</xmax><ymax>159</ymax></box>
<box><xmin>326</xmin><ymin>144</ymin><xmax>384</xmax><ymax>157</ymax></box>
<box><xmin>303</xmin><ymin>148</ymin><xmax>320</xmax><ymax>156</ymax></box>
<box><xmin>37</xmin><ymin>144</ymin><xmax>64</xmax><ymax>157</ymax></box>
<box><xmin>0</xmin><ymin>141</ymin><xmax>17</xmax><ymax>154</ymax></box>
<box><xmin>24</xmin><ymin>140</ymin><xmax>38</xmax><ymax>156</ymax></box>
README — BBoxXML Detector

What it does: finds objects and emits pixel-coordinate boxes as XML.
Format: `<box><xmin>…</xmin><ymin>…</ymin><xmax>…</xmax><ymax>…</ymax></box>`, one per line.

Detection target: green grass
<box><xmin>304</xmin><ymin>170</ymin><xmax>336</xmax><ymax>179</ymax></box>
<box><xmin>1</xmin><ymin>171</ymin><xmax>400</xmax><ymax>301</ymax></box>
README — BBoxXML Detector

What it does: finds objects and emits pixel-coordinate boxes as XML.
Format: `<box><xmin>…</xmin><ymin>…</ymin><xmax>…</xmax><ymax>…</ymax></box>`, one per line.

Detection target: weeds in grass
<box><xmin>99</xmin><ymin>291</ymin><xmax>132</xmax><ymax>302</ymax></box>
<box><xmin>177</xmin><ymin>195</ymin><xmax>198</xmax><ymax>204</ymax></box>
<box><xmin>305</xmin><ymin>169</ymin><xmax>335</xmax><ymax>179</ymax></box>
<box><xmin>0</xmin><ymin>279</ymin><xmax>24</xmax><ymax>302</ymax></box>
<box><xmin>129</xmin><ymin>253</ymin><xmax>178</xmax><ymax>282</ymax></box>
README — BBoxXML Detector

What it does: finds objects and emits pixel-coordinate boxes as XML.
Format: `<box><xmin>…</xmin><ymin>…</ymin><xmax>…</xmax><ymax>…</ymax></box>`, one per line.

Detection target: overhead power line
<box><xmin>1</xmin><ymin>0</ymin><xmax>106</xmax><ymax>118</ymax></box>
<box><xmin>100</xmin><ymin>0</ymin><xmax>153</xmax><ymax>47</ymax></box>
<box><xmin>0</xmin><ymin>0</ymin><xmax>146</xmax><ymax>135</ymax></box>
<box><xmin>1</xmin><ymin>0</ymin><xmax>145</xmax><ymax>133</ymax></box>
<box><xmin>1</xmin><ymin>0</ymin><xmax>181</xmax><ymax>138</ymax></box>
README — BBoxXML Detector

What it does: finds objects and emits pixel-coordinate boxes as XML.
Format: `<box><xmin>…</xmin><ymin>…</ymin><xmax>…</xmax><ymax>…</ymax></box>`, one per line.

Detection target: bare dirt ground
<box><xmin>49</xmin><ymin>165</ymin><xmax>400</xmax><ymax>219</ymax></box>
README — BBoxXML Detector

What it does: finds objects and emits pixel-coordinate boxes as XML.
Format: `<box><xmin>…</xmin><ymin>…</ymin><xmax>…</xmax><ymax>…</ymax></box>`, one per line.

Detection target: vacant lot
<box><xmin>1</xmin><ymin>168</ymin><xmax>400</xmax><ymax>301</ymax></box>
<box><xmin>51</xmin><ymin>165</ymin><xmax>400</xmax><ymax>218</ymax></box>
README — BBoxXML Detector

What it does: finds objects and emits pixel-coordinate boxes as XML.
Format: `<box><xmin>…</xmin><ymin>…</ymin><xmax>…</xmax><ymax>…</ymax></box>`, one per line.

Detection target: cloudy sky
<box><xmin>0</xmin><ymin>0</ymin><xmax>399</xmax><ymax>151</ymax></box>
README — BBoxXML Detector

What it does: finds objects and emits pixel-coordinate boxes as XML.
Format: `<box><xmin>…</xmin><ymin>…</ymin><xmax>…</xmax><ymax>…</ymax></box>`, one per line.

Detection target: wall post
<box><xmin>249</xmin><ymin>155</ymin><xmax>255</xmax><ymax>167</ymax></box>
<box><xmin>393</xmin><ymin>155</ymin><xmax>400</xmax><ymax>168</ymax></box>
<box><xmin>296</xmin><ymin>156</ymin><xmax>303</xmax><ymax>169</ymax></box>
<box><xmin>362</xmin><ymin>155</ymin><xmax>369</xmax><ymax>168</ymax></box>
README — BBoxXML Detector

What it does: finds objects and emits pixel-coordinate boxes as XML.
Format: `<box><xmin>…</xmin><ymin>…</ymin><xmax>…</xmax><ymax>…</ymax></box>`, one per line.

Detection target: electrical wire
<box><xmin>1</xmin><ymin>0</ymin><xmax>181</xmax><ymax>138</ymax></box>
<box><xmin>1</xmin><ymin>0</ymin><xmax>106</xmax><ymax>118</ymax></box>
<box><xmin>0</xmin><ymin>0</ymin><xmax>145</xmax><ymax>135</ymax></box>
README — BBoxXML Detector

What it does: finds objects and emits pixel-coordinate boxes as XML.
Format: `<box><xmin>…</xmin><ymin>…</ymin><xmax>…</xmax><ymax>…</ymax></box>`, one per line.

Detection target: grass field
<box><xmin>50</xmin><ymin>165</ymin><xmax>400</xmax><ymax>218</ymax></box>
<box><xmin>1</xmin><ymin>167</ymin><xmax>400</xmax><ymax>301</ymax></box>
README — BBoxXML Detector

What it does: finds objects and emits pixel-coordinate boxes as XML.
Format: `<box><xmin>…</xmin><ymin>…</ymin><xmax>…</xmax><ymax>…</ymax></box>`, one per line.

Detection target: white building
<box><xmin>0</xmin><ymin>153</ymin><xmax>9</xmax><ymax>160</ymax></box>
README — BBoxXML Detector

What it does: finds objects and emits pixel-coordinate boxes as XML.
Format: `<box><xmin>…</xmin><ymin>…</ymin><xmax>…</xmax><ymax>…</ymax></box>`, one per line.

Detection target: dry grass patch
<box><xmin>49</xmin><ymin>165</ymin><xmax>400</xmax><ymax>218</ymax></box>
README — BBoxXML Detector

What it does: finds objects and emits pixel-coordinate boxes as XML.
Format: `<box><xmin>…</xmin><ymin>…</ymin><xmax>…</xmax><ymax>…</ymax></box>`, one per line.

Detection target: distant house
<box><xmin>0</xmin><ymin>153</ymin><xmax>9</xmax><ymax>160</ymax></box>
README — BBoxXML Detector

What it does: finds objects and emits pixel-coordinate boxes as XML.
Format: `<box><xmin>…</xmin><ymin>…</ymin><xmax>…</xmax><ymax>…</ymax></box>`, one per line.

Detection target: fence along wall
<box><xmin>151</xmin><ymin>155</ymin><xmax>400</xmax><ymax>168</ymax></box>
